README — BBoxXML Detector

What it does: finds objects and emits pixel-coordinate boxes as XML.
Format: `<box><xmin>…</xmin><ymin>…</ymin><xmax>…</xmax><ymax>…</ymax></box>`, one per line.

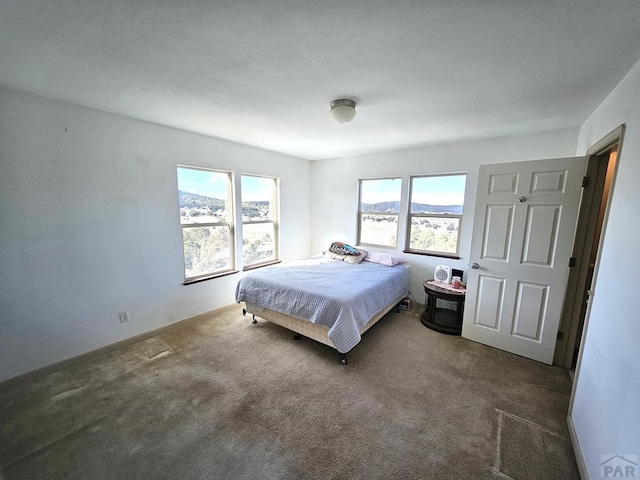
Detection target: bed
<box><xmin>235</xmin><ymin>254</ymin><xmax>410</xmax><ymax>364</ymax></box>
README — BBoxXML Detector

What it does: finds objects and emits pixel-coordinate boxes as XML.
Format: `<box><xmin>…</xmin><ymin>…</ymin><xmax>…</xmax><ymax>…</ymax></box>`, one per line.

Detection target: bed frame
<box><xmin>242</xmin><ymin>293</ymin><xmax>404</xmax><ymax>365</ymax></box>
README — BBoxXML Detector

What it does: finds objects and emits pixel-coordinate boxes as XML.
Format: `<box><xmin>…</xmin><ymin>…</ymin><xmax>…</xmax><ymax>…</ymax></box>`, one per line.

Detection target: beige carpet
<box><xmin>0</xmin><ymin>306</ymin><xmax>579</xmax><ymax>479</ymax></box>
<box><xmin>495</xmin><ymin>410</ymin><xmax>578</xmax><ymax>479</ymax></box>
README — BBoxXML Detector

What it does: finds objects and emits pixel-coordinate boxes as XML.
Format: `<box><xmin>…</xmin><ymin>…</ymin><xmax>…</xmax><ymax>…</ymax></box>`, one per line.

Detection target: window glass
<box><xmin>181</xmin><ymin>226</ymin><xmax>232</xmax><ymax>277</ymax></box>
<box><xmin>407</xmin><ymin>174</ymin><xmax>466</xmax><ymax>256</ymax></box>
<box><xmin>241</xmin><ymin>175</ymin><xmax>278</xmax><ymax>268</ymax></box>
<box><xmin>177</xmin><ymin>166</ymin><xmax>234</xmax><ymax>281</ymax></box>
<box><xmin>358</xmin><ymin>178</ymin><xmax>402</xmax><ymax>247</ymax></box>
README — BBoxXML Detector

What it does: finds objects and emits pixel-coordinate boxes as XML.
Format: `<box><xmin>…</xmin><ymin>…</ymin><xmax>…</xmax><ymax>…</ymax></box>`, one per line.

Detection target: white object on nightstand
<box><xmin>434</xmin><ymin>265</ymin><xmax>452</xmax><ymax>283</ymax></box>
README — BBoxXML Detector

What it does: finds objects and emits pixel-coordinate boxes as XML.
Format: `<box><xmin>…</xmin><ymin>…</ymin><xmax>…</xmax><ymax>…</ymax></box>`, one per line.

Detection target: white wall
<box><xmin>570</xmin><ymin>59</ymin><xmax>640</xmax><ymax>477</ymax></box>
<box><xmin>310</xmin><ymin>129</ymin><xmax>579</xmax><ymax>301</ymax></box>
<box><xmin>0</xmin><ymin>88</ymin><xmax>311</xmax><ymax>382</ymax></box>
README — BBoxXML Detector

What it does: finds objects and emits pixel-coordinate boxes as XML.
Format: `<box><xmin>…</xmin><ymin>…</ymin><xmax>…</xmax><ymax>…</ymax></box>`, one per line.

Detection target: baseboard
<box><xmin>0</xmin><ymin>303</ymin><xmax>239</xmax><ymax>392</ymax></box>
<box><xmin>567</xmin><ymin>414</ymin><xmax>589</xmax><ymax>480</ymax></box>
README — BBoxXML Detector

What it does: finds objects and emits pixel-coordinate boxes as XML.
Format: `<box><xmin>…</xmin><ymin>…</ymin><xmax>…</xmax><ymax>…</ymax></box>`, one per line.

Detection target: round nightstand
<box><xmin>420</xmin><ymin>280</ymin><xmax>466</xmax><ymax>335</ymax></box>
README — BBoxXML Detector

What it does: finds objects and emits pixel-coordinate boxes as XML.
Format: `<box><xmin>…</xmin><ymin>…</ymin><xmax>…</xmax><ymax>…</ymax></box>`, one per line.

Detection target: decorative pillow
<box><xmin>363</xmin><ymin>251</ymin><xmax>406</xmax><ymax>267</ymax></box>
<box><xmin>328</xmin><ymin>241</ymin><xmax>361</xmax><ymax>256</ymax></box>
<box><xmin>324</xmin><ymin>248</ymin><xmax>368</xmax><ymax>264</ymax></box>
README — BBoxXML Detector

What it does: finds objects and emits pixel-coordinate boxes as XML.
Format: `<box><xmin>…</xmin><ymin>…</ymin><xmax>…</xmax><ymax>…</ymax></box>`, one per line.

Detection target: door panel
<box><xmin>473</xmin><ymin>276</ymin><xmax>505</xmax><ymax>330</ymax></box>
<box><xmin>511</xmin><ymin>282</ymin><xmax>548</xmax><ymax>340</ymax></box>
<box><xmin>521</xmin><ymin>205</ymin><xmax>561</xmax><ymax>266</ymax></box>
<box><xmin>462</xmin><ymin>156</ymin><xmax>585</xmax><ymax>364</ymax></box>
<box><xmin>530</xmin><ymin>170</ymin><xmax>567</xmax><ymax>193</ymax></box>
<box><xmin>482</xmin><ymin>205</ymin><xmax>514</xmax><ymax>261</ymax></box>
<box><xmin>489</xmin><ymin>173</ymin><xmax>519</xmax><ymax>194</ymax></box>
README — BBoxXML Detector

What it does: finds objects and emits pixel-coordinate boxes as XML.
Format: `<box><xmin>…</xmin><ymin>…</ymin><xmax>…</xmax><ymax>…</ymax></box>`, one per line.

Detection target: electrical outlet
<box><xmin>118</xmin><ymin>310</ymin><xmax>129</xmax><ymax>323</ymax></box>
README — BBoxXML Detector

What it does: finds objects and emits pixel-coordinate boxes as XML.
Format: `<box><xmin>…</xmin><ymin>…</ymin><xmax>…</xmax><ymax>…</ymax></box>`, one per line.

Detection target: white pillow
<box><xmin>364</xmin><ymin>251</ymin><xmax>405</xmax><ymax>267</ymax></box>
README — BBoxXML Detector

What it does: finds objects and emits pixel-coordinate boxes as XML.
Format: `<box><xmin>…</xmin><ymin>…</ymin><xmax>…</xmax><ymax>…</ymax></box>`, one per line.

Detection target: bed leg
<box><xmin>341</xmin><ymin>354</ymin><xmax>348</xmax><ymax>366</ymax></box>
<box><xmin>243</xmin><ymin>309</ymin><xmax>258</xmax><ymax>324</ymax></box>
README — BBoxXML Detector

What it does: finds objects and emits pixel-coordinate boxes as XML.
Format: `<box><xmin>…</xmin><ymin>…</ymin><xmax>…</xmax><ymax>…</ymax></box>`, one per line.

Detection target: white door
<box><xmin>462</xmin><ymin>157</ymin><xmax>585</xmax><ymax>364</ymax></box>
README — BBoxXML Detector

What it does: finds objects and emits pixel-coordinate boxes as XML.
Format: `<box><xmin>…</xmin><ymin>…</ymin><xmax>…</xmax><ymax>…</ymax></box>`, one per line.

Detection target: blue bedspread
<box><xmin>235</xmin><ymin>257</ymin><xmax>410</xmax><ymax>353</ymax></box>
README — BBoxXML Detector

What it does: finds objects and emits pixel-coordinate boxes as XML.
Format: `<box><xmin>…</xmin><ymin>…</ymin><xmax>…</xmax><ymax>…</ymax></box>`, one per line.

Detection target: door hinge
<box><xmin>569</xmin><ymin>257</ymin><xmax>576</xmax><ymax>267</ymax></box>
<box><xmin>557</xmin><ymin>331</ymin><xmax>564</xmax><ymax>341</ymax></box>
<box><xmin>582</xmin><ymin>176</ymin><xmax>591</xmax><ymax>188</ymax></box>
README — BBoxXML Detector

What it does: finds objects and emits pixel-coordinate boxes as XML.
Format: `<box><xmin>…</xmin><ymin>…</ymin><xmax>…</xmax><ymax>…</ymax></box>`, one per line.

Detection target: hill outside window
<box><xmin>357</xmin><ymin>178</ymin><xmax>402</xmax><ymax>248</ymax></box>
<box><xmin>406</xmin><ymin>174</ymin><xmax>466</xmax><ymax>257</ymax></box>
<box><xmin>241</xmin><ymin>175</ymin><xmax>279</xmax><ymax>269</ymax></box>
<box><xmin>177</xmin><ymin>166</ymin><xmax>235</xmax><ymax>283</ymax></box>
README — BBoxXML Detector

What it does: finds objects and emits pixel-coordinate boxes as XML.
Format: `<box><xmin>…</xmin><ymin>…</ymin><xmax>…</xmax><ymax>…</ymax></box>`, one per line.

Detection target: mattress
<box><xmin>235</xmin><ymin>257</ymin><xmax>410</xmax><ymax>352</ymax></box>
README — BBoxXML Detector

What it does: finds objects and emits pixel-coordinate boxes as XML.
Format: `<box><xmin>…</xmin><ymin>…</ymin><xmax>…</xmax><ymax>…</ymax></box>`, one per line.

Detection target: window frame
<box><xmin>177</xmin><ymin>165</ymin><xmax>237</xmax><ymax>284</ymax></box>
<box><xmin>240</xmin><ymin>174</ymin><xmax>280</xmax><ymax>270</ymax></box>
<box><xmin>357</xmin><ymin>177</ymin><xmax>402</xmax><ymax>249</ymax></box>
<box><xmin>404</xmin><ymin>173</ymin><xmax>466</xmax><ymax>259</ymax></box>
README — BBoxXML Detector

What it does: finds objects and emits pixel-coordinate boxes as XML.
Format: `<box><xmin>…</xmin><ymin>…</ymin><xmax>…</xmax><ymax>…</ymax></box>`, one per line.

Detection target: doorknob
<box><xmin>471</xmin><ymin>262</ymin><xmax>480</xmax><ymax>269</ymax></box>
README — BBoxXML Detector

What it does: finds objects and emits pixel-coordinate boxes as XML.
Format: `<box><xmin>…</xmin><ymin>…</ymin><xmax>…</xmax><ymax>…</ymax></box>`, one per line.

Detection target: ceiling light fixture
<box><xmin>329</xmin><ymin>99</ymin><xmax>357</xmax><ymax>124</ymax></box>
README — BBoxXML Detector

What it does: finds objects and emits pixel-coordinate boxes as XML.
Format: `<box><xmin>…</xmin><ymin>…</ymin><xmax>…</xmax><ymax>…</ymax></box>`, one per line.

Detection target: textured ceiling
<box><xmin>1</xmin><ymin>0</ymin><xmax>639</xmax><ymax>160</ymax></box>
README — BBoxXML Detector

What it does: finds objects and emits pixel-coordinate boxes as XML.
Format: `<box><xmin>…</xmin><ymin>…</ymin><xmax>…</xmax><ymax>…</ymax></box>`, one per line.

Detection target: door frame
<box><xmin>566</xmin><ymin>125</ymin><xmax>626</xmax><ymax>480</ymax></box>
<box><xmin>554</xmin><ymin>125</ymin><xmax>625</xmax><ymax>369</ymax></box>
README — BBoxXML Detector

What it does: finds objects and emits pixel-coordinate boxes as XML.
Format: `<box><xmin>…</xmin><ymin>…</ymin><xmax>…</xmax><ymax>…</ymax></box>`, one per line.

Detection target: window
<box><xmin>241</xmin><ymin>175</ymin><xmax>279</xmax><ymax>269</ymax></box>
<box><xmin>357</xmin><ymin>178</ymin><xmax>402</xmax><ymax>248</ymax></box>
<box><xmin>177</xmin><ymin>166</ymin><xmax>235</xmax><ymax>282</ymax></box>
<box><xmin>406</xmin><ymin>174</ymin><xmax>466</xmax><ymax>257</ymax></box>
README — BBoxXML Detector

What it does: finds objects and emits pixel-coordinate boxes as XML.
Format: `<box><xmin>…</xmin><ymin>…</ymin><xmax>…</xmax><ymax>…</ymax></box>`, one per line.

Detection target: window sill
<box><xmin>183</xmin><ymin>270</ymin><xmax>239</xmax><ymax>285</ymax></box>
<box><xmin>243</xmin><ymin>260</ymin><xmax>281</xmax><ymax>272</ymax></box>
<box><xmin>358</xmin><ymin>243</ymin><xmax>398</xmax><ymax>250</ymax></box>
<box><xmin>403</xmin><ymin>250</ymin><xmax>461</xmax><ymax>260</ymax></box>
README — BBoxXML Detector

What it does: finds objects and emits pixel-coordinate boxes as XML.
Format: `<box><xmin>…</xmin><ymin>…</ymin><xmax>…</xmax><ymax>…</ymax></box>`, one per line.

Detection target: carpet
<box><xmin>0</xmin><ymin>306</ymin><xmax>579</xmax><ymax>479</ymax></box>
<box><xmin>495</xmin><ymin>409</ymin><xmax>579</xmax><ymax>480</ymax></box>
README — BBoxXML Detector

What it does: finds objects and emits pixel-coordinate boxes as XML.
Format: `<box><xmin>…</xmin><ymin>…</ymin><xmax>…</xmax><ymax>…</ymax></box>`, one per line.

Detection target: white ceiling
<box><xmin>1</xmin><ymin>1</ymin><xmax>639</xmax><ymax>160</ymax></box>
